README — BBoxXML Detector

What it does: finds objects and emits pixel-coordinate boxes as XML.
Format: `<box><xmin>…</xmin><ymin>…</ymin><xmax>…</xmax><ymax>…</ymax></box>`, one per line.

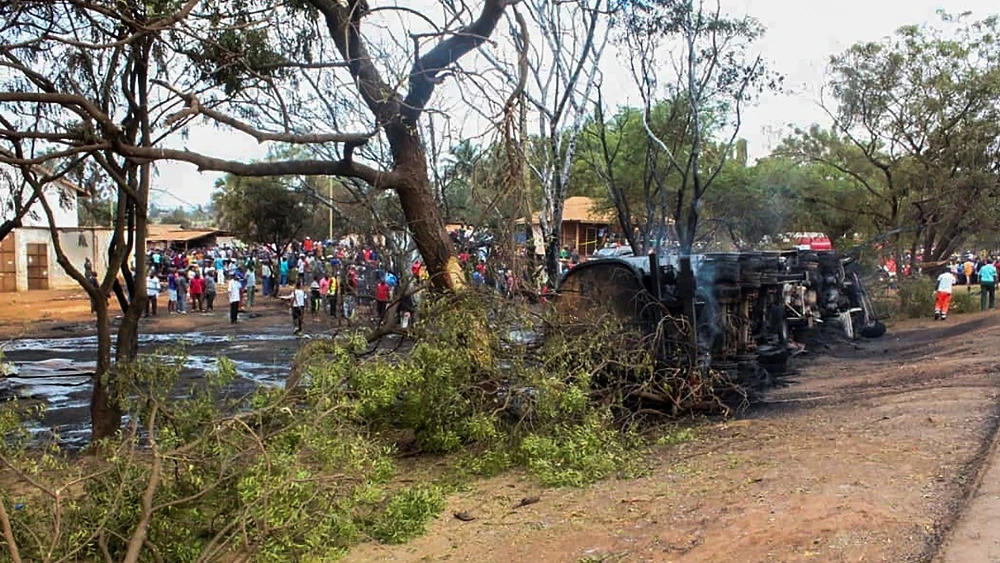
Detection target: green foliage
<box><xmin>0</xmin><ymin>350</ymin><xmax>436</xmax><ymax>563</ymax></box>
<box><xmin>0</xmin><ymin>294</ymin><xmax>708</xmax><ymax>562</ymax></box>
<box><xmin>519</xmin><ymin>413</ymin><xmax>632</xmax><ymax>487</ymax></box>
<box><xmin>897</xmin><ymin>278</ymin><xmax>978</xmax><ymax>318</ymax></box>
<box><xmin>361</xmin><ymin>485</ymin><xmax>446</xmax><ymax>544</ymax></box>
<box><xmin>212</xmin><ymin>175</ymin><xmax>314</xmax><ymax>248</ymax></box>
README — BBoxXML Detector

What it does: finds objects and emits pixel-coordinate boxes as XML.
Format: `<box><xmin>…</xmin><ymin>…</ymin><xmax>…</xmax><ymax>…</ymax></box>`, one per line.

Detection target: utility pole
<box><xmin>328</xmin><ymin>177</ymin><xmax>333</xmax><ymax>242</ymax></box>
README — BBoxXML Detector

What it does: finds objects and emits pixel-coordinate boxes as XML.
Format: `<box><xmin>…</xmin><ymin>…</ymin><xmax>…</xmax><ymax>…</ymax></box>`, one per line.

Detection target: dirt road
<box><xmin>0</xmin><ymin>288</ymin><xmax>359</xmax><ymax>339</ymax></box>
<box><xmin>347</xmin><ymin>313</ymin><xmax>1000</xmax><ymax>563</ymax></box>
<box><xmin>938</xmin><ymin>411</ymin><xmax>1000</xmax><ymax>562</ymax></box>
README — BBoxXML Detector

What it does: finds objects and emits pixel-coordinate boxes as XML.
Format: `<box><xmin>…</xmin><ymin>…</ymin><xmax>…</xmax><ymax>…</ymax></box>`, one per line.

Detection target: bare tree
<box><xmin>618</xmin><ymin>0</ymin><xmax>776</xmax><ymax>340</ymax></box>
<box><xmin>483</xmin><ymin>0</ymin><xmax>612</xmax><ymax>281</ymax></box>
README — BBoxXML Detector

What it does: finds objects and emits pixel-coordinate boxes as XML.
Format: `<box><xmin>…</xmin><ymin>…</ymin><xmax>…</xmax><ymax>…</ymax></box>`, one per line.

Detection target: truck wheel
<box><xmin>861</xmin><ymin>321</ymin><xmax>886</xmax><ymax>339</ymax></box>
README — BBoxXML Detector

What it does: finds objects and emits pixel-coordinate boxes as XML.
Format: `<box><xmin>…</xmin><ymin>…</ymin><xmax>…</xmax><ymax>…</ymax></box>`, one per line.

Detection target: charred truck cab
<box><xmin>557</xmin><ymin>249</ymin><xmax>885</xmax><ymax>386</ymax></box>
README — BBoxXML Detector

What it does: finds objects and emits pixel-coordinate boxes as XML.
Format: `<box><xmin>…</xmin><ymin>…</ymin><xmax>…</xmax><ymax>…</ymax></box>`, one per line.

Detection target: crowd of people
<box><xmin>140</xmin><ymin>237</ymin><xmax>418</xmax><ymax>333</ymax></box>
<box><xmin>82</xmin><ymin>223</ymin><xmax>616</xmax><ymax>335</ymax></box>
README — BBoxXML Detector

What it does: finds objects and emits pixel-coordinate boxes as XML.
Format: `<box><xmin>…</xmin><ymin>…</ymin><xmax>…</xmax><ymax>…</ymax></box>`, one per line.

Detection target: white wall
<box><xmin>0</xmin><ymin>163</ymin><xmax>80</xmax><ymax>229</ymax></box>
<box><xmin>13</xmin><ymin>227</ymin><xmax>112</xmax><ymax>291</ymax></box>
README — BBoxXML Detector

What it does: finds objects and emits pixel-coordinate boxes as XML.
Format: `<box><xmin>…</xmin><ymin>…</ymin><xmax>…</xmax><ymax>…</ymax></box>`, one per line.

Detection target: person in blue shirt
<box><xmin>280</xmin><ymin>258</ymin><xmax>289</xmax><ymax>286</ymax></box>
<box><xmin>979</xmin><ymin>259</ymin><xmax>997</xmax><ymax>311</ymax></box>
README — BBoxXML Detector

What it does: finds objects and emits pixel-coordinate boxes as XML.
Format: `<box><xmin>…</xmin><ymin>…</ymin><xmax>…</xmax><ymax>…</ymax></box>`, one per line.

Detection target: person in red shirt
<box><xmin>303</xmin><ymin>237</ymin><xmax>313</xmax><ymax>253</ymax></box>
<box><xmin>190</xmin><ymin>271</ymin><xmax>205</xmax><ymax>312</ymax></box>
<box><xmin>375</xmin><ymin>278</ymin><xmax>391</xmax><ymax>324</ymax></box>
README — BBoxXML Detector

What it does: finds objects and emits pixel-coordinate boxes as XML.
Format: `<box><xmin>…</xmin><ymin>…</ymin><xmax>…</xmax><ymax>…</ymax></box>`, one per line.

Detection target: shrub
<box><xmin>0</xmin><ymin>352</ymin><xmax>437</xmax><ymax>563</ymax></box>
<box><xmin>898</xmin><ymin>277</ymin><xmax>978</xmax><ymax>318</ymax></box>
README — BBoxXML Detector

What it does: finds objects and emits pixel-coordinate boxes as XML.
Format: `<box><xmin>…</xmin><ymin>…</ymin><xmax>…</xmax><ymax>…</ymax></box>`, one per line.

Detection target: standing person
<box><xmin>167</xmin><ymin>269</ymin><xmax>178</xmax><ymax>314</ymax></box>
<box><xmin>935</xmin><ymin>267</ymin><xmax>958</xmax><ymax>321</ymax></box>
<box><xmin>245</xmin><ymin>267</ymin><xmax>256</xmax><ymax>310</ymax></box>
<box><xmin>282</xmin><ymin>280</ymin><xmax>307</xmax><ymax>334</ymax></box>
<box><xmin>964</xmin><ymin>257</ymin><xmax>975</xmax><ymax>291</ymax></box>
<box><xmin>319</xmin><ymin>274</ymin><xmax>330</xmax><ymax>316</ymax></box>
<box><xmin>261</xmin><ymin>260</ymin><xmax>272</xmax><ymax>298</ymax></box>
<box><xmin>309</xmin><ymin>276</ymin><xmax>321</xmax><ymax>316</ymax></box>
<box><xmin>980</xmin><ymin>259</ymin><xmax>997</xmax><ymax>311</ymax></box>
<box><xmin>227</xmin><ymin>275</ymin><xmax>242</xmax><ymax>324</ymax></box>
<box><xmin>343</xmin><ymin>269</ymin><xmax>357</xmax><ymax>319</ymax></box>
<box><xmin>375</xmin><ymin>276</ymin><xmax>391</xmax><ymax>324</ymax></box>
<box><xmin>205</xmin><ymin>270</ymin><xmax>217</xmax><ymax>312</ymax></box>
<box><xmin>328</xmin><ymin>272</ymin><xmax>339</xmax><ymax>317</ymax></box>
<box><xmin>146</xmin><ymin>270</ymin><xmax>160</xmax><ymax>317</ymax></box>
<box><xmin>399</xmin><ymin>290</ymin><xmax>415</xmax><ymax>328</ymax></box>
<box><xmin>176</xmin><ymin>270</ymin><xmax>189</xmax><ymax>314</ymax></box>
<box><xmin>190</xmin><ymin>271</ymin><xmax>204</xmax><ymax>312</ymax></box>
<box><xmin>280</xmin><ymin>257</ymin><xmax>289</xmax><ymax>286</ymax></box>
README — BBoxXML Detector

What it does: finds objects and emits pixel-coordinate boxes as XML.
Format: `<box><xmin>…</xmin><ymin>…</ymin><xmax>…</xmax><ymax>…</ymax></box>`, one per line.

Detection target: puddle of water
<box><xmin>2</xmin><ymin>330</ymin><xmax>308</xmax><ymax>448</ymax></box>
<box><xmin>1</xmin><ymin>331</ymin><xmax>300</xmax><ymax>354</ymax></box>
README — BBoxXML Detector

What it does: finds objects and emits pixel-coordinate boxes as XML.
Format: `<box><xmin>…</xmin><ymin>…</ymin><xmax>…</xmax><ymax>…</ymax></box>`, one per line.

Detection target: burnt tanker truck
<box><xmin>556</xmin><ymin>249</ymin><xmax>884</xmax><ymax>384</ymax></box>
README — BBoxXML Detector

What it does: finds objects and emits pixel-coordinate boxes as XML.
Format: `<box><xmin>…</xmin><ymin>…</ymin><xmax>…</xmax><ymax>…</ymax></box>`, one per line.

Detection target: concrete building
<box><xmin>0</xmin><ymin>163</ymin><xmax>113</xmax><ymax>292</ymax></box>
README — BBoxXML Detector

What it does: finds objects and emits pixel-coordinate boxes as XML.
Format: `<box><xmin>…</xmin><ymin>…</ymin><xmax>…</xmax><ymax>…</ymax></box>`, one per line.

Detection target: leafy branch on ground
<box><xmin>0</xmin><ymin>293</ymin><xmax>720</xmax><ymax>561</ymax></box>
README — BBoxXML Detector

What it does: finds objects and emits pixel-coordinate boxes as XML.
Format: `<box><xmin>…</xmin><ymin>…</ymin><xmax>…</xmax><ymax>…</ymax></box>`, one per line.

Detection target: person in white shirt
<box><xmin>935</xmin><ymin>267</ymin><xmax>957</xmax><ymax>320</ymax></box>
<box><xmin>261</xmin><ymin>261</ymin><xmax>272</xmax><ymax>297</ymax></box>
<box><xmin>146</xmin><ymin>271</ymin><xmax>161</xmax><ymax>317</ymax></box>
<box><xmin>228</xmin><ymin>276</ymin><xmax>242</xmax><ymax>324</ymax></box>
<box><xmin>281</xmin><ymin>280</ymin><xmax>307</xmax><ymax>334</ymax></box>
<box><xmin>245</xmin><ymin>269</ymin><xmax>256</xmax><ymax>309</ymax></box>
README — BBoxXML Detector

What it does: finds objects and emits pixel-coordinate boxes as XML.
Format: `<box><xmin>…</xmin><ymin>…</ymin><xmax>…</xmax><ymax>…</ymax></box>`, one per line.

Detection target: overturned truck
<box><xmin>557</xmin><ymin>249</ymin><xmax>884</xmax><ymax>387</ymax></box>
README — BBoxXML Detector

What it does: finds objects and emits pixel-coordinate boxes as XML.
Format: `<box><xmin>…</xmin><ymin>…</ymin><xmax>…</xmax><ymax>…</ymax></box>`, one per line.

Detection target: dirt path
<box><xmin>347</xmin><ymin>313</ymin><xmax>1000</xmax><ymax>563</ymax></box>
<box><xmin>937</xmin><ymin>414</ymin><xmax>1000</xmax><ymax>562</ymax></box>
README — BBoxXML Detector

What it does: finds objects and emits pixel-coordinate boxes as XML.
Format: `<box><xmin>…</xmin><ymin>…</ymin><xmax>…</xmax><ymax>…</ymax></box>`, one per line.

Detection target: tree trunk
<box><xmin>677</xmin><ymin>255</ymin><xmax>698</xmax><ymax>349</ymax></box>
<box><xmin>90</xmin><ymin>298</ymin><xmax>121</xmax><ymax>442</ymax></box>
<box><xmin>544</xmin><ymin>229</ymin><xmax>562</xmax><ymax>288</ymax></box>
<box><xmin>389</xmin><ymin>128</ymin><xmax>464</xmax><ymax>292</ymax></box>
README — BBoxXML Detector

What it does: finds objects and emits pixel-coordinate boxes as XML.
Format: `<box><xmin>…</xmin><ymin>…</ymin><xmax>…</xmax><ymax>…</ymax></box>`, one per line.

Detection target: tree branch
<box><xmin>155</xmin><ymin>81</ymin><xmax>376</xmax><ymax>145</ymax></box>
<box><xmin>401</xmin><ymin>0</ymin><xmax>512</xmax><ymax>124</ymax></box>
<box><xmin>121</xmin><ymin>145</ymin><xmax>399</xmax><ymax>189</ymax></box>
<box><xmin>122</xmin><ymin>405</ymin><xmax>160</xmax><ymax>563</ymax></box>
<box><xmin>0</xmin><ymin>496</ymin><xmax>23</xmax><ymax>563</ymax></box>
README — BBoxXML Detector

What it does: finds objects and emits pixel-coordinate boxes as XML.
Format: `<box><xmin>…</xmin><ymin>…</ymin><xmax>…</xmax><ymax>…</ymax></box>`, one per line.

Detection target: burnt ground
<box><xmin>5</xmin><ymin>291</ymin><xmax>1000</xmax><ymax>561</ymax></box>
<box><xmin>346</xmin><ymin>312</ymin><xmax>1000</xmax><ymax>563</ymax></box>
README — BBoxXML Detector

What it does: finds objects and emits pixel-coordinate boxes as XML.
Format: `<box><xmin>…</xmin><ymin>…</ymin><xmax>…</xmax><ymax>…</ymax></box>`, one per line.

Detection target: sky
<box><xmin>149</xmin><ymin>0</ymin><xmax>998</xmax><ymax>208</ymax></box>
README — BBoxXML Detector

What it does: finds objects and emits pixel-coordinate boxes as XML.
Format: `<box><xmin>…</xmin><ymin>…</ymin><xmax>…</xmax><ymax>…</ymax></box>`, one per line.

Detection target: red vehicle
<box><xmin>789</xmin><ymin>232</ymin><xmax>833</xmax><ymax>251</ymax></box>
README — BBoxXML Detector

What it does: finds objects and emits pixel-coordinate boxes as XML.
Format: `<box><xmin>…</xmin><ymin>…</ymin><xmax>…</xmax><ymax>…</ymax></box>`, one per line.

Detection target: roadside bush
<box><xmin>897</xmin><ymin>277</ymin><xmax>978</xmax><ymax>318</ymax></box>
<box><xmin>0</xmin><ymin>352</ymin><xmax>440</xmax><ymax>563</ymax></box>
<box><xmin>301</xmin><ymin>291</ymin><xmax>707</xmax><ymax>486</ymax></box>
